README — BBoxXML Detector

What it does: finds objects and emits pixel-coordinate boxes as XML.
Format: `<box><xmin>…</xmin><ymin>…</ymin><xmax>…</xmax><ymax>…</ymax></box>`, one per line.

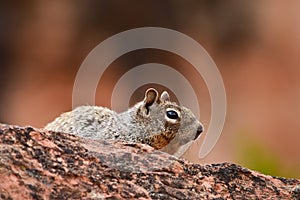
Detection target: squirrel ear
<box><xmin>160</xmin><ymin>91</ymin><xmax>170</xmax><ymax>102</ymax></box>
<box><xmin>141</xmin><ymin>88</ymin><xmax>158</xmax><ymax>115</ymax></box>
<box><xmin>143</xmin><ymin>88</ymin><xmax>159</xmax><ymax>106</ymax></box>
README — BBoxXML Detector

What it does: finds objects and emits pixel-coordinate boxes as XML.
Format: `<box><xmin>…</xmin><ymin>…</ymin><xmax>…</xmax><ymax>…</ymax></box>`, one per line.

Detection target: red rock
<box><xmin>0</xmin><ymin>124</ymin><xmax>299</xmax><ymax>199</ymax></box>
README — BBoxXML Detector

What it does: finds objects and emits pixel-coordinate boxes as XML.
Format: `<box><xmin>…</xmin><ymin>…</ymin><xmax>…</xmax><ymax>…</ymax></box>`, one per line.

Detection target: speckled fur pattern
<box><xmin>45</xmin><ymin>88</ymin><xmax>203</xmax><ymax>155</ymax></box>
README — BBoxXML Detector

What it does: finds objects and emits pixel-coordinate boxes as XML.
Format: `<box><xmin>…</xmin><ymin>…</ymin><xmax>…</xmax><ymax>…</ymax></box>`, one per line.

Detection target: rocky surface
<box><xmin>0</xmin><ymin>124</ymin><xmax>299</xmax><ymax>199</ymax></box>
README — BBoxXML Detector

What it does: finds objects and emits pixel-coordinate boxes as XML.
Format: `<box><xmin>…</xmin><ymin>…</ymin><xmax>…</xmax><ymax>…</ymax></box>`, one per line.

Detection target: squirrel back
<box><xmin>45</xmin><ymin>88</ymin><xmax>203</xmax><ymax>157</ymax></box>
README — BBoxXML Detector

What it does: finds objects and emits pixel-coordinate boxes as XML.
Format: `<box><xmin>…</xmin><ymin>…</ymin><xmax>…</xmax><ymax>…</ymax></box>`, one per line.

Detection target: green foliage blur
<box><xmin>235</xmin><ymin>131</ymin><xmax>299</xmax><ymax>179</ymax></box>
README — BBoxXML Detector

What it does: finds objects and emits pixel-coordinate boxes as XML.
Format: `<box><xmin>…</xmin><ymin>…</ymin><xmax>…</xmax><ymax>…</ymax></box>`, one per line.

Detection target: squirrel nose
<box><xmin>194</xmin><ymin>125</ymin><xmax>203</xmax><ymax>140</ymax></box>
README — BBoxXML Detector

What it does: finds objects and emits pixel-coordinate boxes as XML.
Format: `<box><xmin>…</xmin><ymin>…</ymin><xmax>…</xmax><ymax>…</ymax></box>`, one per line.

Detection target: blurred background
<box><xmin>0</xmin><ymin>0</ymin><xmax>299</xmax><ymax>178</ymax></box>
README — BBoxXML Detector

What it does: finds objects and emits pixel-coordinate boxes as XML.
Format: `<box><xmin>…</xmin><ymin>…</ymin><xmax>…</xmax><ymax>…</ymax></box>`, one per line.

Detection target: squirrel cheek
<box><xmin>147</xmin><ymin>122</ymin><xmax>179</xmax><ymax>150</ymax></box>
<box><xmin>150</xmin><ymin>134</ymin><xmax>173</xmax><ymax>149</ymax></box>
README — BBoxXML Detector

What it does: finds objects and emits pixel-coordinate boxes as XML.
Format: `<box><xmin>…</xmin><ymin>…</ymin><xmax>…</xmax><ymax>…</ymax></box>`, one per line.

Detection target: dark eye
<box><xmin>166</xmin><ymin>110</ymin><xmax>179</xmax><ymax>119</ymax></box>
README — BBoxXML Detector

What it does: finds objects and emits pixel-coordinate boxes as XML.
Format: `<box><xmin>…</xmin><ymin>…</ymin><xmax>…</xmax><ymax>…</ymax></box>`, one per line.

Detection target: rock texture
<box><xmin>0</xmin><ymin>124</ymin><xmax>299</xmax><ymax>199</ymax></box>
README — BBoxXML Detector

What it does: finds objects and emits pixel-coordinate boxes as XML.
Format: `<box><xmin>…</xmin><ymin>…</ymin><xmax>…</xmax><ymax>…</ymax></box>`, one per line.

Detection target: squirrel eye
<box><xmin>166</xmin><ymin>110</ymin><xmax>179</xmax><ymax>120</ymax></box>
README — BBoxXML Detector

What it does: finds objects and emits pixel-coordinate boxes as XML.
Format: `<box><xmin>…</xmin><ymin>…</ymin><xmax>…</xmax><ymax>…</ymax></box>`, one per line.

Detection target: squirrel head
<box><xmin>135</xmin><ymin>88</ymin><xmax>203</xmax><ymax>153</ymax></box>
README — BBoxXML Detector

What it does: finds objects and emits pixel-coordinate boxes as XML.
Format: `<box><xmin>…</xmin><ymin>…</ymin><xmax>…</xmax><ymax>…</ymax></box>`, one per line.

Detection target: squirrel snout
<box><xmin>194</xmin><ymin>125</ymin><xmax>203</xmax><ymax>140</ymax></box>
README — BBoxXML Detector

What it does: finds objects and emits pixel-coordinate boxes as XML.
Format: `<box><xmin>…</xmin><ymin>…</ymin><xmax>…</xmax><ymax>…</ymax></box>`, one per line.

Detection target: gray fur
<box><xmin>45</xmin><ymin>88</ymin><xmax>203</xmax><ymax>157</ymax></box>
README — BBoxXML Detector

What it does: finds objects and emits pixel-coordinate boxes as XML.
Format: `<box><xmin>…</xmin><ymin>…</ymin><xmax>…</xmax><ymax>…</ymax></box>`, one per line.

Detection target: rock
<box><xmin>0</xmin><ymin>124</ymin><xmax>299</xmax><ymax>199</ymax></box>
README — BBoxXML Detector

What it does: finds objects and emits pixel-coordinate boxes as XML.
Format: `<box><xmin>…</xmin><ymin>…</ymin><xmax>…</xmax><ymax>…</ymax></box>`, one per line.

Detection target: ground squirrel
<box><xmin>45</xmin><ymin>88</ymin><xmax>203</xmax><ymax>157</ymax></box>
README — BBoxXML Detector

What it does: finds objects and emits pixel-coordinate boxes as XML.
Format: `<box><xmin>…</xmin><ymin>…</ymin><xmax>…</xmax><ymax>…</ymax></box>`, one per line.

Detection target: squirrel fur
<box><xmin>45</xmin><ymin>88</ymin><xmax>203</xmax><ymax>157</ymax></box>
